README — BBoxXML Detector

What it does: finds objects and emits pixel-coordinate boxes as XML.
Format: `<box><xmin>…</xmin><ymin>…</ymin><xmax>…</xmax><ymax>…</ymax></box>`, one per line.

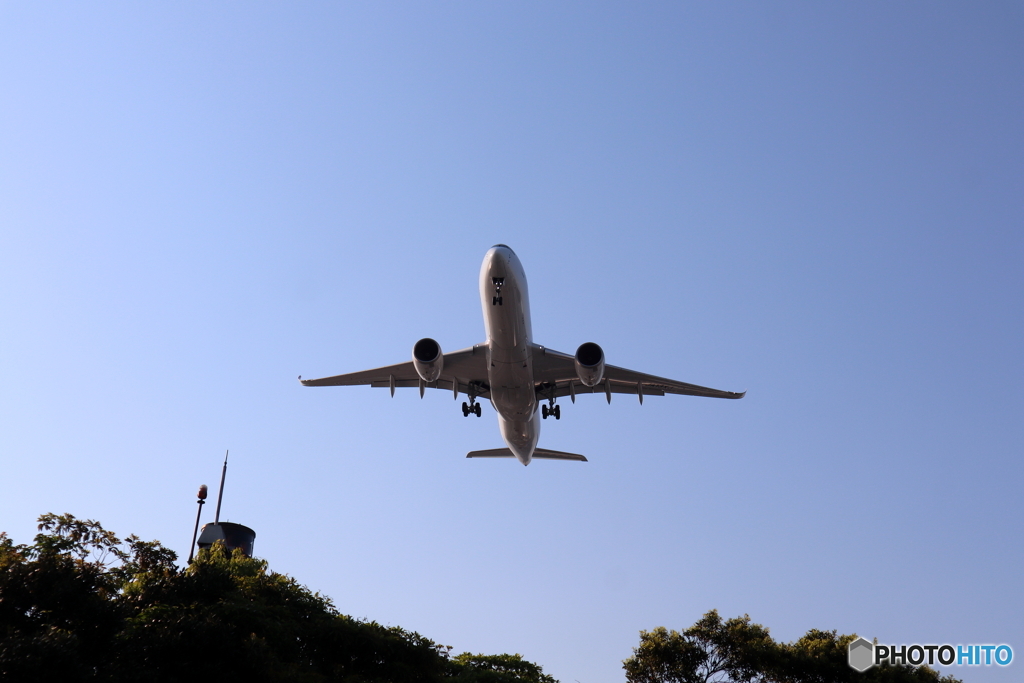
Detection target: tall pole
<box><xmin>188</xmin><ymin>484</ymin><xmax>208</xmax><ymax>563</ymax></box>
<box><xmin>214</xmin><ymin>450</ymin><xmax>228</xmax><ymax>524</ymax></box>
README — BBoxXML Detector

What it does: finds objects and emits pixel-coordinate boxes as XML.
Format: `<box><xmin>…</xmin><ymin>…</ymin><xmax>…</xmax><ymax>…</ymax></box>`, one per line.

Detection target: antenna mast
<box><xmin>214</xmin><ymin>450</ymin><xmax>228</xmax><ymax>523</ymax></box>
<box><xmin>187</xmin><ymin>484</ymin><xmax>208</xmax><ymax>564</ymax></box>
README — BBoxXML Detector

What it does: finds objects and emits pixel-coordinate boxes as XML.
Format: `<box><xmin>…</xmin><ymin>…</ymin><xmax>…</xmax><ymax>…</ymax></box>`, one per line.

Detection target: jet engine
<box><xmin>574</xmin><ymin>342</ymin><xmax>605</xmax><ymax>387</ymax></box>
<box><xmin>412</xmin><ymin>338</ymin><xmax>444</xmax><ymax>382</ymax></box>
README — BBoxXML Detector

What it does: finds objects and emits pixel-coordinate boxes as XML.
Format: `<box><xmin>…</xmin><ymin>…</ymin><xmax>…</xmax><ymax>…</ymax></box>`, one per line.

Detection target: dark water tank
<box><xmin>196</xmin><ymin>522</ymin><xmax>256</xmax><ymax>557</ymax></box>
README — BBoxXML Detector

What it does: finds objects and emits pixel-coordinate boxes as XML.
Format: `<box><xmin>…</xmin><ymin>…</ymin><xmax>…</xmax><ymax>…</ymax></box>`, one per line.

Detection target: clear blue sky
<box><xmin>2</xmin><ymin>4</ymin><xmax>1021</xmax><ymax>681</ymax></box>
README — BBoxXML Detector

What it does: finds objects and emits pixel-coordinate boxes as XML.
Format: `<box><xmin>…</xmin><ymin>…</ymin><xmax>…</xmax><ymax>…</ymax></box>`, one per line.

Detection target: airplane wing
<box><xmin>300</xmin><ymin>344</ymin><xmax>492</xmax><ymax>398</ymax></box>
<box><xmin>531</xmin><ymin>346</ymin><xmax>745</xmax><ymax>403</ymax></box>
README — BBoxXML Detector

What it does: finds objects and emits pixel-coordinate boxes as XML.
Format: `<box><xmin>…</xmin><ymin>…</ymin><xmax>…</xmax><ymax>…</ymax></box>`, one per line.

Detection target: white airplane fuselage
<box><xmin>479</xmin><ymin>245</ymin><xmax>540</xmax><ymax>464</ymax></box>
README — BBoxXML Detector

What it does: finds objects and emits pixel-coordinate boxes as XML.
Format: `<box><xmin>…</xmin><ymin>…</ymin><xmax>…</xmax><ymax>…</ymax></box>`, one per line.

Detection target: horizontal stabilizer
<box><xmin>534</xmin><ymin>448</ymin><xmax>588</xmax><ymax>461</ymax></box>
<box><xmin>466</xmin><ymin>448</ymin><xmax>516</xmax><ymax>458</ymax></box>
<box><xmin>466</xmin><ymin>448</ymin><xmax>588</xmax><ymax>462</ymax></box>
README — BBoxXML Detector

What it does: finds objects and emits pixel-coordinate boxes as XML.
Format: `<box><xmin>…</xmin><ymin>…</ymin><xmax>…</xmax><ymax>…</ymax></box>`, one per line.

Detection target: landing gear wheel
<box><xmin>474</xmin><ymin>402</ymin><xmax>481</xmax><ymax>417</ymax></box>
<box><xmin>543</xmin><ymin>398</ymin><xmax>560</xmax><ymax>420</ymax></box>
<box><xmin>462</xmin><ymin>402</ymin><xmax>470</xmax><ymax>417</ymax></box>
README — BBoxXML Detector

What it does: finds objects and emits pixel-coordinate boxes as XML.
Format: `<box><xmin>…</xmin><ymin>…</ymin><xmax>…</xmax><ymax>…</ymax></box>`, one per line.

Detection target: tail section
<box><xmin>466</xmin><ymin>447</ymin><xmax>587</xmax><ymax>462</ymax></box>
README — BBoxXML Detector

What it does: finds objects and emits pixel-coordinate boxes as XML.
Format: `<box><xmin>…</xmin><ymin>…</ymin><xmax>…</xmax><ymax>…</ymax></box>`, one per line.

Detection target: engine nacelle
<box><xmin>412</xmin><ymin>338</ymin><xmax>444</xmax><ymax>382</ymax></box>
<box><xmin>574</xmin><ymin>342</ymin><xmax>605</xmax><ymax>387</ymax></box>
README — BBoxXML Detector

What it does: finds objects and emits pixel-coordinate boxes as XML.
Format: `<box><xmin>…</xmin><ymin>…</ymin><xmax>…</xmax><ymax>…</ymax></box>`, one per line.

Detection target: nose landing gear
<box><xmin>491</xmin><ymin>277</ymin><xmax>504</xmax><ymax>306</ymax></box>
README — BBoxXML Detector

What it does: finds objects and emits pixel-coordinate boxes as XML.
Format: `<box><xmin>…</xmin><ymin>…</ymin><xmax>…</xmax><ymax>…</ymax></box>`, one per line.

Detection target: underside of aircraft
<box><xmin>300</xmin><ymin>245</ymin><xmax>744</xmax><ymax>464</ymax></box>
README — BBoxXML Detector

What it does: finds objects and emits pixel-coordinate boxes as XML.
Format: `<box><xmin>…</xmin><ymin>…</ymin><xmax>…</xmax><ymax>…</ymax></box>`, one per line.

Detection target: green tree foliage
<box><xmin>450</xmin><ymin>653</ymin><xmax>558</xmax><ymax>683</ymax></box>
<box><xmin>0</xmin><ymin>514</ymin><xmax>556</xmax><ymax>683</ymax></box>
<box><xmin>623</xmin><ymin>612</ymin><xmax>775</xmax><ymax>683</ymax></box>
<box><xmin>623</xmin><ymin>611</ymin><xmax>963</xmax><ymax>683</ymax></box>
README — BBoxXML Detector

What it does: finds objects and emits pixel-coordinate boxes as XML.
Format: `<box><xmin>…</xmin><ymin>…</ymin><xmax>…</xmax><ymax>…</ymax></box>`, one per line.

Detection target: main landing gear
<box><xmin>462</xmin><ymin>399</ymin><xmax>482</xmax><ymax>417</ymax></box>
<box><xmin>541</xmin><ymin>399</ymin><xmax>561</xmax><ymax>420</ymax></box>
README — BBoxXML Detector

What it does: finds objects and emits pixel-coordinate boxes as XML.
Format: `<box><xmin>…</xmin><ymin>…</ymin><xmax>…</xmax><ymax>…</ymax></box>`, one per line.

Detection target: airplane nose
<box><xmin>484</xmin><ymin>249</ymin><xmax>506</xmax><ymax>276</ymax></box>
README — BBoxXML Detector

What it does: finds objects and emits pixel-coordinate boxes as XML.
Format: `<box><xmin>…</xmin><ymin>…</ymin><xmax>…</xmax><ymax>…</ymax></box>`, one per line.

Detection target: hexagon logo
<box><xmin>848</xmin><ymin>637</ymin><xmax>875</xmax><ymax>672</ymax></box>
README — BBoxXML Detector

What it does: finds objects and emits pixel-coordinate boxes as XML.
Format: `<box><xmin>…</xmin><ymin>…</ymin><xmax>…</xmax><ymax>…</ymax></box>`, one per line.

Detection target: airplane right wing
<box><xmin>300</xmin><ymin>344</ymin><xmax>492</xmax><ymax>398</ymax></box>
<box><xmin>531</xmin><ymin>345</ymin><xmax>745</xmax><ymax>403</ymax></box>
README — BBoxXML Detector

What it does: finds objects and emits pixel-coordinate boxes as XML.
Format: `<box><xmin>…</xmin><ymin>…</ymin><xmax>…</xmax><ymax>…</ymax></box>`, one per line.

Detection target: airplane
<box><xmin>300</xmin><ymin>244</ymin><xmax>744</xmax><ymax>465</ymax></box>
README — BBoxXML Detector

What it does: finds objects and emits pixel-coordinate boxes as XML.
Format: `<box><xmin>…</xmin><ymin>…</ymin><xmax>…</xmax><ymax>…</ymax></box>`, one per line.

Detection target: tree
<box><xmin>0</xmin><ymin>513</ymin><xmax>556</xmax><ymax>682</ymax></box>
<box><xmin>0</xmin><ymin>514</ymin><xmax>131</xmax><ymax>681</ymax></box>
<box><xmin>623</xmin><ymin>611</ymin><xmax>775</xmax><ymax>683</ymax></box>
<box><xmin>449</xmin><ymin>653</ymin><xmax>558</xmax><ymax>683</ymax></box>
<box><xmin>623</xmin><ymin>611</ymin><xmax>962</xmax><ymax>683</ymax></box>
<box><xmin>776</xmin><ymin>629</ymin><xmax>964</xmax><ymax>683</ymax></box>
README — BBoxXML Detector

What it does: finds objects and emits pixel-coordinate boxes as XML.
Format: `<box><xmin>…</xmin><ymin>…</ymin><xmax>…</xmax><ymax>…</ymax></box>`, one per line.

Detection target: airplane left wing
<box><xmin>531</xmin><ymin>345</ymin><xmax>745</xmax><ymax>403</ymax></box>
<box><xmin>300</xmin><ymin>344</ymin><xmax>492</xmax><ymax>398</ymax></box>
